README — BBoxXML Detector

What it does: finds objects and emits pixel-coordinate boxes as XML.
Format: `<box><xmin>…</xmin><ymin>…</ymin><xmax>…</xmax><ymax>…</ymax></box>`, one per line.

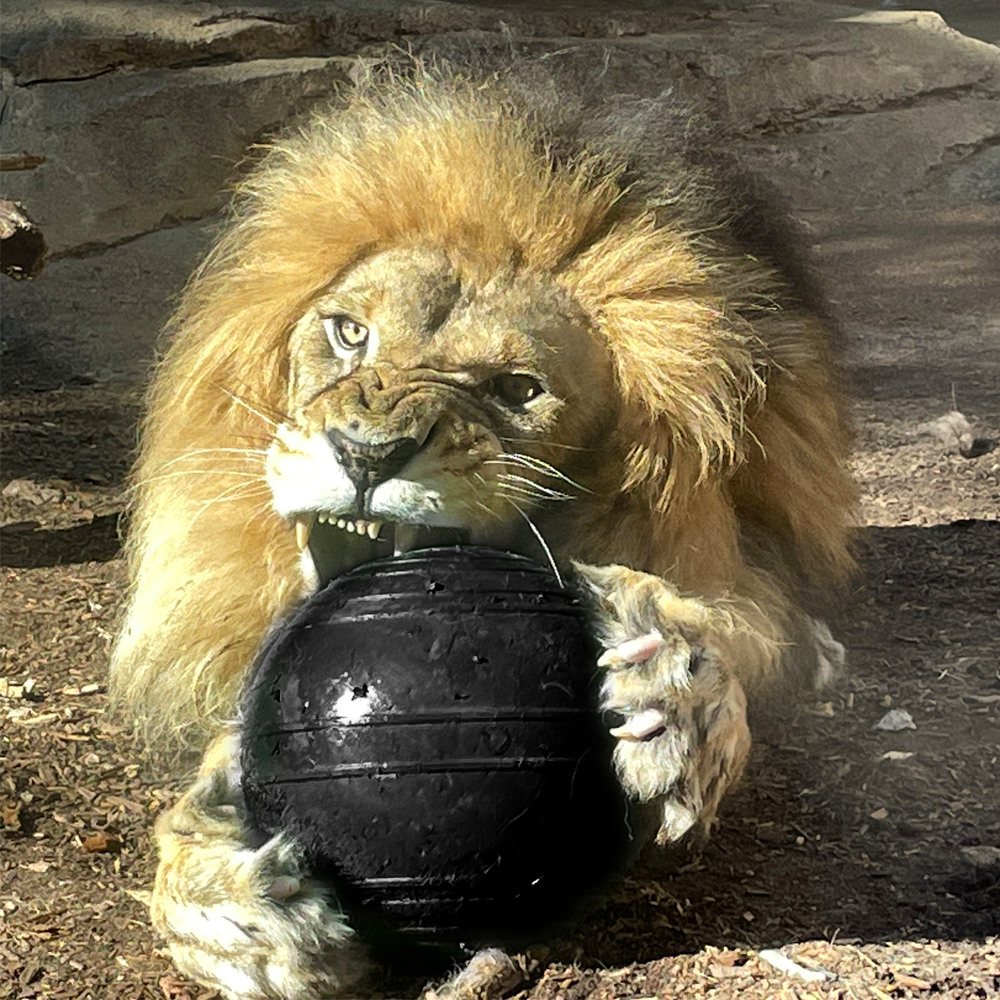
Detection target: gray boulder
<box><xmin>1</xmin><ymin>0</ymin><xmax>997</xmax><ymax>391</ymax></box>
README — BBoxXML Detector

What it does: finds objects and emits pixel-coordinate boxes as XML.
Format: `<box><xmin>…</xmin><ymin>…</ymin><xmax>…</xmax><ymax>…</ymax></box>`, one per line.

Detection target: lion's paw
<box><xmin>576</xmin><ymin>563</ymin><xmax>752</xmax><ymax>844</ymax></box>
<box><xmin>151</xmin><ymin>765</ymin><xmax>368</xmax><ymax>1000</ymax></box>
<box><xmin>422</xmin><ymin>948</ymin><xmax>526</xmax><ymax>1000</ymax></box>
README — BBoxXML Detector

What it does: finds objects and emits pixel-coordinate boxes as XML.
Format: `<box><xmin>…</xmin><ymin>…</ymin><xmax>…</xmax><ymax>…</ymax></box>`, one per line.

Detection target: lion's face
<box><xmin>267</xmin><ymin>245</ymin><xmax>617</xmax><ymax>582</ymax></box>
<box><xmin>110</xmin><ymin>77</ymin><xmax>856</xmax><ymax>746</ymax></box>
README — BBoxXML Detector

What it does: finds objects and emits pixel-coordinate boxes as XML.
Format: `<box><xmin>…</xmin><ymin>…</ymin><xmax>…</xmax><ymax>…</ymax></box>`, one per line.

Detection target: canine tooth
<box><xmin>394</xmin><ymin>524</ymin><xmax>419</xmax><ymax>555</ymax></box>
<box><xmin>366</xmin><ymin>520</ymin><xmax>382</xmax><ymax>540</ymax></box>
<box><xmin>294</xmin><ymin>516</ymin><xmax>314</xmax><ymax>551</ymax></box>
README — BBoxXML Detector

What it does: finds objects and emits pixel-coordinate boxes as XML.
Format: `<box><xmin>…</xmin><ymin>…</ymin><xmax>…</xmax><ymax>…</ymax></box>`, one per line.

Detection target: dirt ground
<box><xmin>2</xmin><ymin>203</ymin><xmax>999</xmax><ymax>999</ymax></box>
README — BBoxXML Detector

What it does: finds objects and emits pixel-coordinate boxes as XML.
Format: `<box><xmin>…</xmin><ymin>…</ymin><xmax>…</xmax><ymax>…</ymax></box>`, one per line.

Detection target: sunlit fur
<box><xmin>110</xmin><ymin>69</ymin><xmax>855</xmax><ymax>750</ymax></box>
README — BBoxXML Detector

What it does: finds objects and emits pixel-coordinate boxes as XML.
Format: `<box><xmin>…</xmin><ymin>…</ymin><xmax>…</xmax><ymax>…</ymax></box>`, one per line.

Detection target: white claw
<box><xmin>609</xmin><ymin>707</ymin><xmax>667</xmax><ymax>742</ymax></box>
<box><xmin>265</xmin><ymin>875</ymin><xmax>301</xmax><ymax>901</ymax></box>
<box><xmin>597</xmin><ymin>630</ymin><xmax>665</xmax><ymax>668</ymax></box>
<box><xmin>656</xmin><ymin>800</ymin><xmax>698</xmax><ymax>844</ymax></box>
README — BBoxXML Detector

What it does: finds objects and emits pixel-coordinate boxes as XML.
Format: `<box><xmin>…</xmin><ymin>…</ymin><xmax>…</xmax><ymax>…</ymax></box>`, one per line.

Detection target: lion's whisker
<box><xmin>499</xmin><ymin>437</ymin><xmax>593</xmax><ymax>453</ymax></box>
<box><xmin>225</xmin><ymin>433</ymin><xmax>276</xmax><ymax>446</ymax></box>
<box><xmin>501</xmin><ymin>456</ymin><xmax>588</xmax><ymax>493</ymax></box>
<box><xmin>497</xmin><ymin>489</ymin><xmax>571</xmax><ymax>507</ymax></box>
<box><xmin>473</xmin><ymin>500</ymin><xmax>504</xmax><ymax>523</ymax></box>
<box><xmin>153</xmin><ymin>448</ymin><xmax>267</xmax><ymax>472</ymax></box>
<box><xmin>242</xmin><ymin>498</ymin><xmax>281</xmax><ymax>524</ymax></box>
<box><xmin>187</xmin><ymin>482</ymin><xmax>273</xmax><ymax>530</ymax></box>
<box><xmin>495</xmin><ymin>473</ymin><xmax>574</xmax><ymax>501</ymax></box>
<box><xmin>496</xmin><ymin>486</ymin><xmax>562</xmax><ymax>505</ymax></box>
<box><xmin>489</xmin><ymin>453</ymin><xmax>591</xmax><ymax>494</ymax></box>
<box><xmin>502</xmin><ymin>497</ymin><xmax>563</xmax><ymax>586</ymax></box>
<box><xmin>226</xmin><ymin>378</ymin><xmax>289</xmax><ymax>421</ymax></box>
<box><xmin>143</xmin><ymin>469</ymin><xmax>265</xmax><ymax>486</ymax></box>
<box><xmin>218</xmin><ymin>385</ymin><xmax>282</xmax><ymax>428</ymax></box>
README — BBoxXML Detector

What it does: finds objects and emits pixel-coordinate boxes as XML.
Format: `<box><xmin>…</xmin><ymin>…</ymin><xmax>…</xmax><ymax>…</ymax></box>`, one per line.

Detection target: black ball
<box><xmin>240</xmin><ymin>546</ymin><xmax>632</xmax><ymax>949</ymax></box>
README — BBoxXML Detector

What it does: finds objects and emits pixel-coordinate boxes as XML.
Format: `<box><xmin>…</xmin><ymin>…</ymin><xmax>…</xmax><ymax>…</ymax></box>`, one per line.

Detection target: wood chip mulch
<box><xmin>2</xmin><ymin>386</ymin><xmax>998</xmax><ymax>1000</ymax></box>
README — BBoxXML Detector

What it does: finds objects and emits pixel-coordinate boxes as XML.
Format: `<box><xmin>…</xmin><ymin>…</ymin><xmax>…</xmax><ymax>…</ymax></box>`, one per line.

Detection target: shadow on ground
<box><xmin>564</xmin><ymin>520</ymin><xmax>1000</xmax><ymax>968</ymax></box>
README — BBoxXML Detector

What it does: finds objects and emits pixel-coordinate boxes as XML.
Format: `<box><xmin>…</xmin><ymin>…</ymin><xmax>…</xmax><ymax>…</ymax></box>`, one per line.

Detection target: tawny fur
<box><xmin>110</xmin><ymin>67</ymin><xmax>855</xmax><ymax>999</ymax></box>
<box><xmin>110</xmin><ymin>74</ymin><xmax>852</xmax><ymax>741</ymax></box>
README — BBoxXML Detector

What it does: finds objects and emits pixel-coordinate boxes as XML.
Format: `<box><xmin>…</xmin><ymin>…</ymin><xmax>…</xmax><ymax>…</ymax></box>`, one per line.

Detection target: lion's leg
<box><xmin>151</xmin><ymin>731</ymin><xmax>370</xmax><ymax>1000</ymax></box>
<box><xmin>422</xmin><ymin>948</ymin><xmax>526</xmax><ymax>999</ymax></box>
<box><xmin>577</xmin><ymin>562</ymin><xmax>823</xmax><ymax>845</ymax></box>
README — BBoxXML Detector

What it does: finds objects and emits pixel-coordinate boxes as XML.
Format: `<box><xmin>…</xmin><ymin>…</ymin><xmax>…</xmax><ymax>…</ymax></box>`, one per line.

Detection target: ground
<box><xmin>2</xmin><ymin>205</ymin><xmax>998</xmax><ymax>999</ymax></box>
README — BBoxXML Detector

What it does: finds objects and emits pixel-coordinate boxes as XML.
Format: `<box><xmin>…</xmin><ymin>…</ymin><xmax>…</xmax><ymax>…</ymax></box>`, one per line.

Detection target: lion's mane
<box><xmin>110</xmin><ymin>68</ymin><xmax>855</xmax><ymax>747</ymax></box>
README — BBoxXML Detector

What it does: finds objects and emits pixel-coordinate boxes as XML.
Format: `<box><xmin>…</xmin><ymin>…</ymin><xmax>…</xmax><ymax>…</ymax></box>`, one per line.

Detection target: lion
<box><xmin>109</xmin><ymin>65</ymin><xmax>855</xmax><ymax>1000</ymax></box>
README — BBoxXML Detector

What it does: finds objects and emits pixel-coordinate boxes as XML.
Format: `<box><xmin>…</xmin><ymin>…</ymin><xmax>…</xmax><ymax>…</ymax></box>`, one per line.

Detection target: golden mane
<box><xmin>110</xmin><ymin>71</ymin><xmax>854</xmax><ymax>747</ymax></box>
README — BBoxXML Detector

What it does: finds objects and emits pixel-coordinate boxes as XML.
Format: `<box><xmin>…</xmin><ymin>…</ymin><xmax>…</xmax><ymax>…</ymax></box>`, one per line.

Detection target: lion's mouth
<box><xmin>294</xmin><ymin>515</ymin><xmax>471</xmax><ymax>585</ymax></box>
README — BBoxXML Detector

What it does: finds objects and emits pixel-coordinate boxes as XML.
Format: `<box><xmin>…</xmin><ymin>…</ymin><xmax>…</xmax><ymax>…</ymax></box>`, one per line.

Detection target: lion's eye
<box><xmin>484</xmin><ymin>373</ymin><xmax>545</xmax><ymax>408</ymax></box>
<box><xmin>323</xmin><ymin>315</ymin><xmax>369</xmax><ymax>352</ymax></box>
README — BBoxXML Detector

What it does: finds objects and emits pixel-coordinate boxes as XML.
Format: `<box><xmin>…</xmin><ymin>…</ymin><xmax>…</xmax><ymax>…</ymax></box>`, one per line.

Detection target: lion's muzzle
<box><xmin>326</xmin><ymin>428</ymin><xmax>421</xmax><ymax>498</ymax></box>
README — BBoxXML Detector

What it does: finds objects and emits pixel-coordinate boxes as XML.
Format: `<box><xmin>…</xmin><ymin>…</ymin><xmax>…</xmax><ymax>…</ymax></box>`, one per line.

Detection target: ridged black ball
<box><xmin>240</xmin><ymin>546</ymin><xmax>631</xmax><ymax>947</ymax></box>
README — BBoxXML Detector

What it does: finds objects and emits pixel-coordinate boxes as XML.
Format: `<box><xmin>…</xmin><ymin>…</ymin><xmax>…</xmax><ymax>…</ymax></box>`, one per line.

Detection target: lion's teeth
<box><xmin>294</xmin><ymin>514</ymin><xmax>315</xmax><ymax>551</ymax></box>
<box><xmin>394</xmin><ymin>524</ymin><xmax>418</xmax><ymax>555</ymax></box>
<box><xmin>310</xmin><ymin>515</ymin><xmax>384</xmax><ymax>541</ymax></box>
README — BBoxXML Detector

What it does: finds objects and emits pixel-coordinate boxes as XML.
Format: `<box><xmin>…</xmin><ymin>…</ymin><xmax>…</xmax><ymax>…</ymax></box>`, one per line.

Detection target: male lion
<box><xmin>110</xmin><ymin>67</ymin><xmax>854</xmax><ymax>999</ymax></box>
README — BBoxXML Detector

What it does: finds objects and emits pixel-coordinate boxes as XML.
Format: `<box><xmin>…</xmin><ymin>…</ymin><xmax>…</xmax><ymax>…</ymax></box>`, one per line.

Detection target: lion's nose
<box><xmin>326</xmin><ymin>429</ymin><xmax>420</xmax><ymax>492</ymax></box>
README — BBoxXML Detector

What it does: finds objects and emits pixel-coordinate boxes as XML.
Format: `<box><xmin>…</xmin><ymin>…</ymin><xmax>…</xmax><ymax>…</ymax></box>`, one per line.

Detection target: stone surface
<box><xmin>704</xmin><ymin>10</ymin><xmax>997</xmax><ymax>127</ymax></box>
<box><xmin>947</xmin><ymin>144</ymin><xmax>1000</xmax><ymax>201</ymax></box>
<box><xmin>738</xmin><ymin>99</ymin><xmax>1000</xmax><ymax>209</ymax></box>
<box><xmin>810</xmin><ymin>0</ymin><xmax>1000</xmax><ymax>43</ymax></box>
<box><xmin>1</xmin><ymin>221</ymin><xmax>218</xmax><ymax>390</ymax></box>
<box><xmin>0</xmin><ymin>57</ymin><xmax>353</xmax><ymax>254</ymax></box>
<box><xmin>406</xmin><ymin>7</ymin><xmax>999</xmax><ymax>126</ymax></box>
<box><xmin>0</xmin><ymin>1</ymin><xmax>842</xmax><ymax>84</ymax></box>
<box><xmin>0</xmin><ymin>0</ymin><xmax>997</xmax><ymax>391</ymax></box>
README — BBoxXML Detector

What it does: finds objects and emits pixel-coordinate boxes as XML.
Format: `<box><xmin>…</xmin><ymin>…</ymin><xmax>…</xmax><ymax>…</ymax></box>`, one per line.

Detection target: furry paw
<box><xmin>422</xmin><ymin>948</ymin><xmax>525</xmax><ymax>1000</ymax></box>
<box><xmin>151</xmin><ymin>738</ymin><xmax>368</xmax><ymax>1000</ymax></box>
<box><xmin>576</xmin><ymin>563</ymin><xmax>752</xmax><ymax>844</ymax></box>
<box><xmin>810</xmin><ymin>618</ymin><xmax>846</xmax><ymax>689</ymax></box>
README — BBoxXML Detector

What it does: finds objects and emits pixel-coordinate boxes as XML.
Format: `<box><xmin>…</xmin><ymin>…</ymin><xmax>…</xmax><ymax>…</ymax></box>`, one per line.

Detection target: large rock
<box><xmin>4</xmin><ymin>3</ymin><xmax>996</xmax><ymax>257</ymax></box>
<box><xmin>0</xmin><ymin>57</ymin><xmax>353</xmax><ymax>254</ymax></box>
<box><xmin>738</xmin><ymin>98</ymin><xmax>1000</xmax><ymax>208</ymax></box>
<box><xmin>0</xmin><ymin>1</ymin><xmax>810</xmax><ymax>84</ymax></box>
<box><xmin>0</xmin><ymin>0</ymin><xmax>997</xmax><ymax>392</ymax></box>
<box><xmin>686</xmin><ymin>9</ymin><xmax>998</xmax><ymax>128</ymax></box>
